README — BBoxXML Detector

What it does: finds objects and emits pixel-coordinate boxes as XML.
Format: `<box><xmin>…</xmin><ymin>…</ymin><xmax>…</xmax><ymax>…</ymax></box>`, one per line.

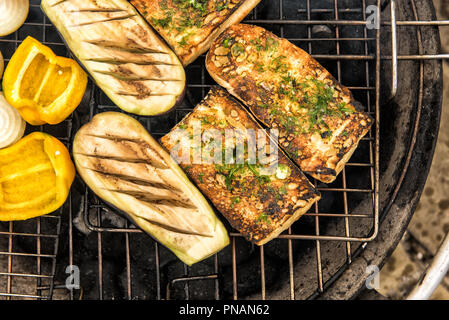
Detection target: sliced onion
<box><xmin>0</xmin><ymin>92</ymin><xmax>26</xmax><ymax>149</ymax></box>
<box><xmin>0</xmin><ymin>0</ymin><xmax>29</xmax><ymax>37</ymax></box>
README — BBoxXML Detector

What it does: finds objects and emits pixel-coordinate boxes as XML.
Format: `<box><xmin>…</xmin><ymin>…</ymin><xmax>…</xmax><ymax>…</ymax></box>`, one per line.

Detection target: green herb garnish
<box><xmin>230</xmin><ymin>196</ymin><xmax>241</xmax><ymax>208</ymax></box>
<box><xmin>223</xmin><ymin>37</ymin><xmax>231</xmax><ymax>48</ymax></box>
<box><xmin>151</xmin><ymin>15</ymin><xmax>172</xmax><ymax>28</ymax></box>
<box><xmin>256</xmin><ymin>212</ymin><xmax>271</xmax><ymax>224</ymax></box>
<box><xmin>231</xmin><ymin>43</ymin><xmax>245</xmax><ymax>56</ymax></box>
<box><xmin>216</xmin><ymin>0</ymin><xmax>229</xmax><ymax>11</ymax></box>
<box><xmin>178</xmin><ymin>35</ymin><xmax>189</xmax><ymax>47</ymax></box>
<box><xmin>255</xmin><ymin>63</ymin><xmax>265</xmax><ymax>72</ymax></box>
<box><xmin>279</xmin><ymin>184</ymin><xmax>288</xmax><ymax>195</ymax></box>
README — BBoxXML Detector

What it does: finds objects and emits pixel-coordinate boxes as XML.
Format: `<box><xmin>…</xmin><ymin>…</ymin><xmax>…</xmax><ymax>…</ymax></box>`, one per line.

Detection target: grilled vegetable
<box><xmin>73</xmin><ymin>112</ymin><xmax>229</xmax><ymax>265</ymax></box>
<box><xmin>3</xmin><ymin>36</ymin><xmax>88</xmax><ymax>125</ymax></box>
<box><xmin>206</xmin><ymin>24</ymin><xmax>373</xmax><ymax>183</ymax></box>
<box><xmin>0</xmin><ymin>0</ymin><xmax>29</xmax><ymax>37</ymax></box>
<box><xmin>0</xmin><ymin>92</ymin><xmax>26</xmax><ymax>149</ymax></box>
<box><xmin>131</xmin><ymin>0</ymin><xmax>261</xmax><ymax>66</ymax></box>
<box><xmin>0</xmin><ymin>132</ymin><xmax>75</xmax><ymax>221</ymax></box>
<box><xmin>41</xmin><ymin>0</ymin><xmax>185</xmax><ymax>116</ymax></box>
<box><xmin>161</xmin><ymin>87</ymin><xmax>320</xmax><ymax>245</ymax></box>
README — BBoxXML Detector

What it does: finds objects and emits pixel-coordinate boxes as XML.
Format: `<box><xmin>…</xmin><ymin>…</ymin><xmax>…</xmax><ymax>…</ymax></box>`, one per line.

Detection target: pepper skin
<box><xmin>0</xmin><ymin>132</ymin><xmax>75</xmax><ymax>221</ymax></box>
<box><xmin>2</xmin><ymin>36</ymin><xmax>87</xmax><ymax>125</ymax></box>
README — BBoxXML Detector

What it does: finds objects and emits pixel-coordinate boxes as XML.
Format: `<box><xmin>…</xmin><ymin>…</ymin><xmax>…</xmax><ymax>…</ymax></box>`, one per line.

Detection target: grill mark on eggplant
<box><xmin>82</xmin><ymin>167</ymin><xmax>182</xmax><ymax>192</ymax></box>
<box><xmin>116</xmin><ymin>194</ymin><xmax>213</xmax><ymax>237</ymax></box>
<box><xmin>92</xmin><ymin>69</ymin><xmax>183</xmax><ymax>82</ymax></box>
<box><xmin>82</xmin><ymin>134</ymin><xmax>169</xmax><ymax>168</ymax></box>
<box><xmin>106</xmin><ymin>190</ymin><xmax>196</xmax><ymax>209</ymax></box>
<box><xmin>140</xmin><ymin>204</ymin><xmax>214</xmax><ymax>237</ymax></box>
<box><xmin>84</xmin><ymin>58</ymin><xmax>178</xmax><ymax>66</ymax></box>
<box><xmin>83</xmin><ymin>134</ymin><xmax>146</xmax><ymax>144</ymax></box>
<box><xmin>76</xmin><ymin>153</ymin><xmax>168</xmax><ymax>169</ymax></box>
<box><xmin>115</xmin><ymin>92</ymin><xmax>177</xmax><ymax>97</ymax></box>
<box><xmin>66</xmin><ymin>9</ymin><xmax>127</xmax><ymax>13</ymax></box>
<box><xmin>82</xmin><ymin>40</ymin><xmax>169</xmax><ymax>54</ymax></box>
<box><xmin>133</xmin><ymin>215</ymin><xmax>214</xmax><ymax>237</ymax></box>
<box><xmin>68</xmin><ymin>14</ymin><xmax>137</xmax><ymax>27</ymax></box>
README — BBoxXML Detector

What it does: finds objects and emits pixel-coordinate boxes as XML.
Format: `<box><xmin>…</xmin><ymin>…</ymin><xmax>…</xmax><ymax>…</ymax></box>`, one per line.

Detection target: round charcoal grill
<box><xmin>0</xmin><ymin>0</ymin><xmax>448</xmax><ymax>300</ymax></box>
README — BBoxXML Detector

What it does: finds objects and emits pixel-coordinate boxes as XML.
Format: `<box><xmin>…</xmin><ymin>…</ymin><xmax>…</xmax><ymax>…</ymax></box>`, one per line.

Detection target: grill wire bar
<box><xmin>0</xmin><ymin>0</ymin><xmax>447</xmax><ymax>300</ymax></box>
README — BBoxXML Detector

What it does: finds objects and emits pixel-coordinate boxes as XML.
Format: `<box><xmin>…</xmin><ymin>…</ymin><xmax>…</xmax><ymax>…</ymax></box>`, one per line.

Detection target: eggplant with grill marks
<box><xmin>41</xmin><ymin>0</ymin><xmax>185</xmax><ymax>116</ymax></box>
<box><xmin>73</xmin><ymin>112</ymin><xmax>229</xmax><ymax>266</ymax></box>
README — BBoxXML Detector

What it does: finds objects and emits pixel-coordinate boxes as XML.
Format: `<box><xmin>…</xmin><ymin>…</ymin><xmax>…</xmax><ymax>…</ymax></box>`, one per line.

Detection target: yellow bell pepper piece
<box><xmin>0</xmin><ymin>132</ymin><xmax>75</xmax><ymax>221</ymax></box>
<box><xmin>2</xmin><ymin>36</ymin><xmax>87</xmax><ymax>125</ymax></box>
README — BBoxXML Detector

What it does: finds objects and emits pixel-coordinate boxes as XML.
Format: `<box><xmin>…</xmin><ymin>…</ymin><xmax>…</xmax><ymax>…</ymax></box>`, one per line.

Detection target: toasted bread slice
<box><xmin>206</xmin><ymin>24</ymin><xmax>373</xmax><ymax>183</ymax></box>
<box><xmin>131</xmin><ymin>0</ymin><xmax>261</xmax><ymax>66</ymax></box>
<box><xmin>161</xmin><ymin>87</ymin><xmax>320</xmax><ymax>245</ymax></box>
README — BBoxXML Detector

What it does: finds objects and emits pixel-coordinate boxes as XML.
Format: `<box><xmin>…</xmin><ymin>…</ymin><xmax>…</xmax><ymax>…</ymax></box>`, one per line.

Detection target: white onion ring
<box><xmin>0</xmin><ymin>92</ymin><xmax>26</xmax><ymax>149</ymax></box>
<box><xmin>0</xmin><ymin>0</ymin><xmax>29</xmax><ymax>37</ymax></box>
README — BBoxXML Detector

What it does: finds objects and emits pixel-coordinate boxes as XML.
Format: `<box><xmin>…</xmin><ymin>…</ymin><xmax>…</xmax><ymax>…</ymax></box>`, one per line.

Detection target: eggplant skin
<box><xmin>73</xmin><ymin>112</ymin><xmax>229</xmax><ymax>266</ymax></box>
<box><xmin>41</xmin><ymin>0</ymin><xmax>186</xmax><ymax>116</ymax></box>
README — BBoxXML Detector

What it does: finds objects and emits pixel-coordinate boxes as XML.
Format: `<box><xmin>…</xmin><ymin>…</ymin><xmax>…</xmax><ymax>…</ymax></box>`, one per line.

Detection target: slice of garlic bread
<box><xmin>161</xmin><ymin>87</ymin><xmax>320</xmax><ymax>245</ymax></box>
<box><xmin>131</xmin><ymin>0</ymin><xmax>261</xmax><ymax>66</ymax></box>
<box><xmin>206</xmin><ymin>24</ymin><xmax>373</xmax><ymax>183</ymax></box>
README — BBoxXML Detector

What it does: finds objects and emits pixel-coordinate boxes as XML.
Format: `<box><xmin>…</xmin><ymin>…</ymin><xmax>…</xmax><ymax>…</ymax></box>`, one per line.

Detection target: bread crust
<box><xmin>206</xmin><ymin>24</ymin><xmax>373</xmax><ymax>183</ymax></box>
<box><xmin>161</xmin><ymin>87</ymin><xmax>320</xmax><ymax>245</ymax></box>
<box><xmin>131</xmin><ymin>0</ymin><xmax>261</xmax><ymax>66</ymax></box>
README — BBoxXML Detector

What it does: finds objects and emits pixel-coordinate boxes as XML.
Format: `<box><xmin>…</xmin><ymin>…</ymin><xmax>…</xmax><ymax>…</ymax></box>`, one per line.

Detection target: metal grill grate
<box><xmin>81</xmin><ymin>0</ymin><xmax>382</xmax><ymax>299</ymax></box>
<box><xmin>0</xmin><ymin>1</ymin><xmax>72</xmax><ymax>299</ymax></box>
<box><xmin>0</xmin><ymin>0</ymin><xmax>447</xmax><ymax>300</ymax></box>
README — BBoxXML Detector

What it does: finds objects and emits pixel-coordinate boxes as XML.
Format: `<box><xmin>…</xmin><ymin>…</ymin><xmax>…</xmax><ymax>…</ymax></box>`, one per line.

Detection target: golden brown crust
<box><xmin>206</xmin><ymin>24</ymin><xmax>373</xmax><ymax>183</ymax></box>
<box><xmin>131</xmin><ymin>0</ymin><xmax>261</xmax><ymax>66</ymax></box>
<box><xmin>161</xmin><ymin>87</ymin><xmax>320</xmax><ymax>245</ymax></box>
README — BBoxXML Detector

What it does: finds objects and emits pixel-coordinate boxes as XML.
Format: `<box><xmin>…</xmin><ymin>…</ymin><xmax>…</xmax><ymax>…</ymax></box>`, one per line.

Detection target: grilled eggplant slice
<box><xmin>131</xmin><ymin>0</ymin><xmax>261</xmax><ymax>66</ymax></box>
<box><xmin>206</xmin><ymin>24</ymin><xmax>373</xmax><ymax>183</ymax></box>
<box><xmin>161</xmin><ymin>87</ymin><xmax>320</xmax><ymax>245</ymax></box>
<box><xmin>73</xmin><ymin>112</ymin><xmax>229</xmax><ymax>266</ymax></box>
<box><xmin>41</xmin><ymin>0</ymin><xmax>185</xmax><ymax>116</ymax></box>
